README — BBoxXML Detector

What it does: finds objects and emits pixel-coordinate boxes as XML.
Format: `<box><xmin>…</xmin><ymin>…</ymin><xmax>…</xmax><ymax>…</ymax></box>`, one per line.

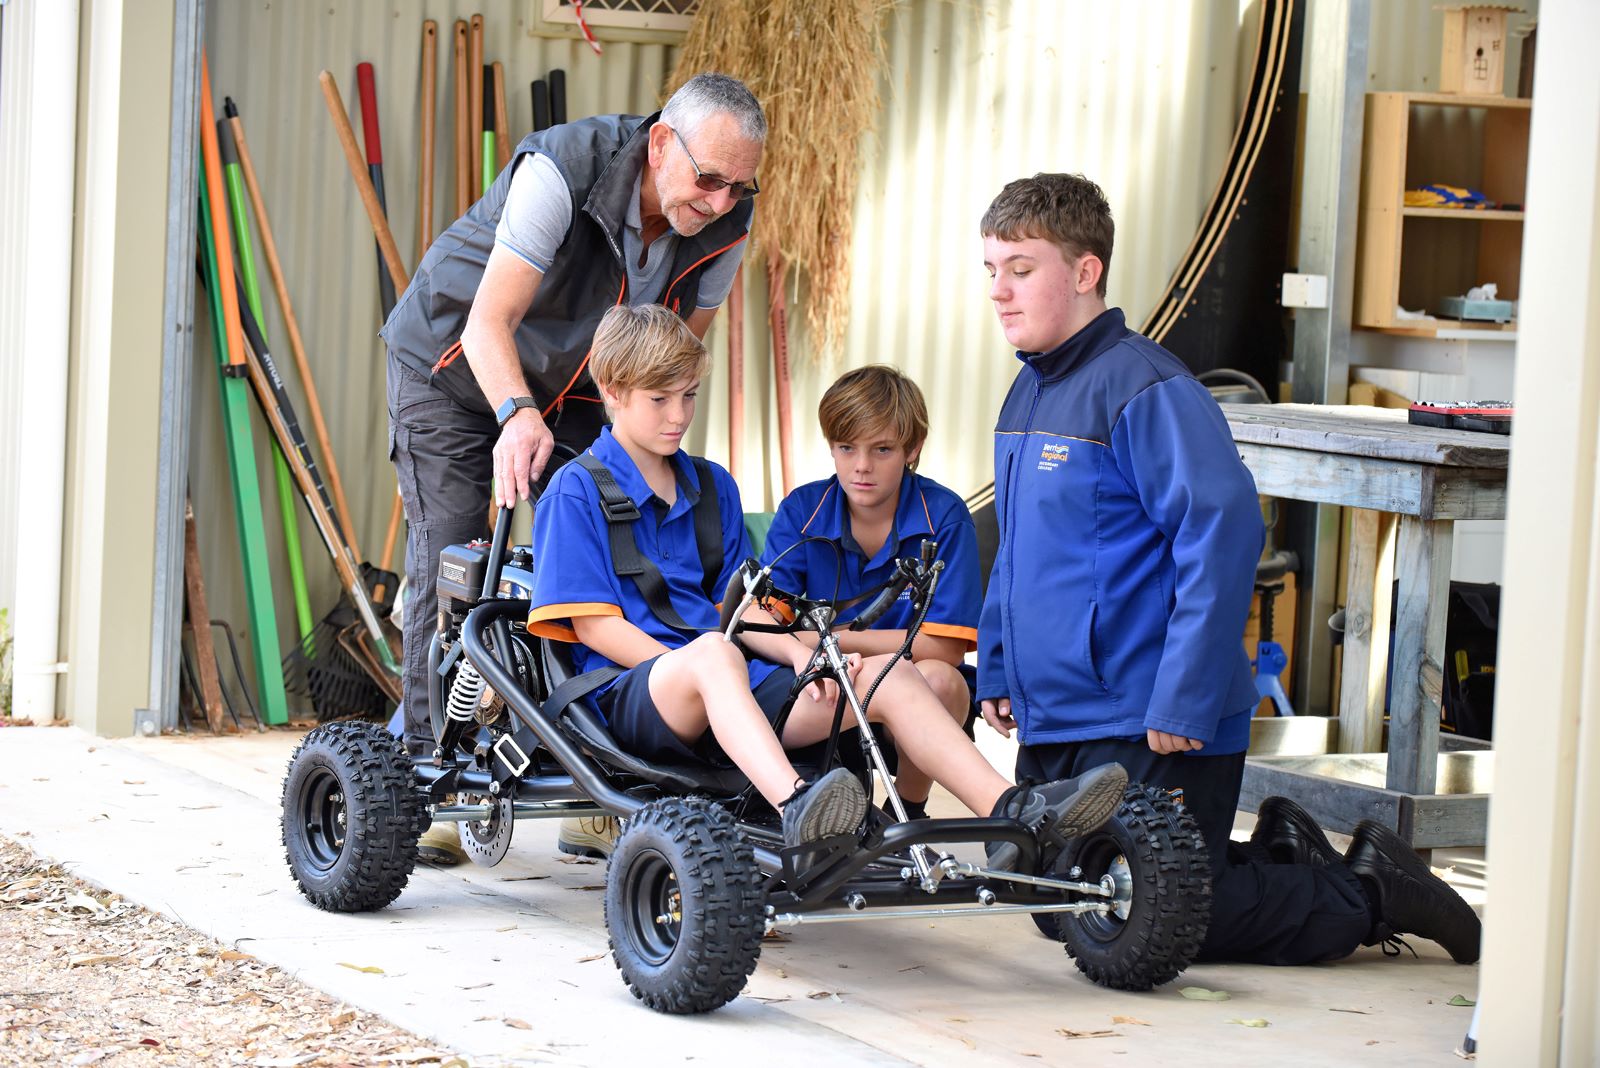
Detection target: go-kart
<box><xmin>281</xmin><ymin>471</ymin><xmax>1213</xmax><ymax>1014</ymax></box>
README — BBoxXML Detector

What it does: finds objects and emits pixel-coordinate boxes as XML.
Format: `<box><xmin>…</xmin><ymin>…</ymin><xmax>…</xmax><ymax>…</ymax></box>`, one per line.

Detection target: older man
<box><xmin>382</xmin><ymin>73</ymin><xmax>765</xmax><ymax>863</ymax></box>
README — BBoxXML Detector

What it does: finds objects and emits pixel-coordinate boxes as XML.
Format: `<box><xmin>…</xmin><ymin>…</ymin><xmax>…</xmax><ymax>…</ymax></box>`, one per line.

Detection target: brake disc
<box><xmin>458</xmin><ymin>793</ymin><xmax>515</xmax><ymax>866</ymax></box>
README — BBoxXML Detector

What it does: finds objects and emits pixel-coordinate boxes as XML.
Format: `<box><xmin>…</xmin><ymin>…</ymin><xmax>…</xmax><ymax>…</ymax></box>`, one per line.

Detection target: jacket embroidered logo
<box><xmin>1037</xmin><ymin>442</ymin><xmax>1071</xmax><ymax>471</ymax></box>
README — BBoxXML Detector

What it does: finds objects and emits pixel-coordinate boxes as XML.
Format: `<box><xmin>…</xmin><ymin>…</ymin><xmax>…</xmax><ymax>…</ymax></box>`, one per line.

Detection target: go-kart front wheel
<box><xmin>1055</xmin><ymin>783</ymin><xmax>1213</xmax><ymax>990</ymax></box>
<box><xmin>604</xmin><ymin>797</ymin><xmax>764</xmax><ymax>1014</ymax></box>
<box><xmin>281</xmin><ymin>722</ymin><xmax>425</xmax><ymax>912</ymax></box>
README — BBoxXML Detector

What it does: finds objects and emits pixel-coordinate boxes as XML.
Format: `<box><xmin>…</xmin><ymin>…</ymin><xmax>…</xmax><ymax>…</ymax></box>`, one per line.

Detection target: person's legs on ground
<box><xmin>389</xmin><ymin>362</ymin><xmax>499</xmax><ymax>866</ymax></box>
<box><xmin>1021</xmin><ymin>740</ymin><xmax>1373</xmax><ymax>965</ymax></box>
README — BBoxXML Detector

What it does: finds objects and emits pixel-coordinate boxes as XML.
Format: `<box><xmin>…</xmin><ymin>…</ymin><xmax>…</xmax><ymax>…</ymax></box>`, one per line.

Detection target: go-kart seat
<box><xmin>538</xmin><ymin>637</ymin><xmax>750</xmax><ymax>796</ymax></box>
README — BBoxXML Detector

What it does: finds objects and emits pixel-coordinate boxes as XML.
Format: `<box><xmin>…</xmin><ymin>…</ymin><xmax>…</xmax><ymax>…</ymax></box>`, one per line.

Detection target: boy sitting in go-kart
<box><xmin>526</xmin><ymin>303</ymin><xmax>1127</xmax><ymax>864</ymax></box>
<box><xmin>759</xmin><ymin>364</ymin><xmax>982</xmax><ymax>823</ymax></box>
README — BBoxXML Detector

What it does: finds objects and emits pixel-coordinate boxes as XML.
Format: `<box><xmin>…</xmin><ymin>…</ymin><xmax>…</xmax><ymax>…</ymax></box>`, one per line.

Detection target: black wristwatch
<box><xmin>495</xmin><ymin>395</ymin><xmax>539</xmax><ymax>427</ymax></box>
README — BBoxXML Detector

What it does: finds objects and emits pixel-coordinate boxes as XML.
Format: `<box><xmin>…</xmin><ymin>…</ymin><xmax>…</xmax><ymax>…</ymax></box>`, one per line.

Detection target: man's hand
<box><xmin>980</xmin><ymin>697</ymin><xmax>1015</xmax><ymax>738</ymax></box>
<box><xmin>494</xmin><ymin>407</ymin><xmax>555</xmax><ymax>508</ymax></box>
<box><xmin>1146</xmin><ymin>729</ymin><xmax>1204</xmax><ymax>755</ymax></box>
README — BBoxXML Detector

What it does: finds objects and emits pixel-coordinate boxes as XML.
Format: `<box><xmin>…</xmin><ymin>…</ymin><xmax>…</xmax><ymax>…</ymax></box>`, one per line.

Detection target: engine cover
<box><xmin>436</xmin><ymin>541</ymin><xmax>489</xmax><ymax>621</ymax></box>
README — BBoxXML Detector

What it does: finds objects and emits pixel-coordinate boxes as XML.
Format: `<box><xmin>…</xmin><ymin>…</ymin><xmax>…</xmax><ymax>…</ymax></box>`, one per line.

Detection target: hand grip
<box><xmin>718</xmin><ymin>559</ymin><xmax>762</xmax><ymax>637</ymax></box>
<box><xmin>484</xmin><ymin>443</ymin><xmax>582</xmax><ymax>598</ymax></box>
<box><xmin>356</xmin><ymin>62</ymin><xmax>383</xmax><ymax>164</ymax></box>
<box><xmin>850</xmin><ymin>566</ymin><xmax>911</xmax><ymax>631</ymax></box>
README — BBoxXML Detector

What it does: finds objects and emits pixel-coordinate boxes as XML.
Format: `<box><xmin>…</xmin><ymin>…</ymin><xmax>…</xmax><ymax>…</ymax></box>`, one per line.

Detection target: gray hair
<box><xmin>661</xmin><ymin>72</ymin><xmax>767</xmax><ymax>143</ymax></box>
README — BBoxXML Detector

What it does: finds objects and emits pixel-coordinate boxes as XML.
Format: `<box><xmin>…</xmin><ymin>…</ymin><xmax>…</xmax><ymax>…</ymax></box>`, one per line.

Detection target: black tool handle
<box><xmin>548</xmin><ymin>69</ymin><xmax>567</xmax><ymax>125</ymax></box>
<box><xmin>531</xmin><ymin>80</ymin><xmax>550</xmax><ymax>131</ymax></box>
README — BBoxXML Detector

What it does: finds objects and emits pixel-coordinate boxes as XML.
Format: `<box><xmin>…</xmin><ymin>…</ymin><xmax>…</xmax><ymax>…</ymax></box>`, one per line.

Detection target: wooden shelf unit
<box><xmin>1354</xmin><ymin>92</ymin><xmax>1531</xmax><ymax>336</ymax></box>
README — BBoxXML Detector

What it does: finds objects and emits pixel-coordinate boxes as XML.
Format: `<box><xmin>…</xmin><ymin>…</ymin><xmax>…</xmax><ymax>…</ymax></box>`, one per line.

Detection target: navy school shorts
<box><xmin>599</xmin><ymin>655</ymin><xmax>798</xmax><ymax>765</ymax></box>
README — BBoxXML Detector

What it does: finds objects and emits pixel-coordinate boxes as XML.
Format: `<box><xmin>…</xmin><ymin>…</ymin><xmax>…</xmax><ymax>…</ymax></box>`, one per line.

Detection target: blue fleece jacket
<box><xmin>977</xmin><ymin>308</ymin><xmax>1264</xmax><ymax>754</ymax></box>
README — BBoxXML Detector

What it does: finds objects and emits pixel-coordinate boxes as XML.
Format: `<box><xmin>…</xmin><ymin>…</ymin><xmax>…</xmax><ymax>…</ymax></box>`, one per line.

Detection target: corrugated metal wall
<box><xmin>190</xmin><ymin>0</ymin><xmax>1461</xmax><ymax>693</ymax></box>
<box><xmin>746</xmin><ymin>0</ymin><xmax>1251</xmax><ymax>507</ymax></box>
<box><xmin>196</xmin><ymin>1</ymin><xmax>678</xmax><ymax>691</ymax></box>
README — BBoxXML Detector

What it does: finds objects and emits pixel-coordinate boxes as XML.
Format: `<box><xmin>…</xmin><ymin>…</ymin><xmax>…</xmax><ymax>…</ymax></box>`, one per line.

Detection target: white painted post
<box><xmin>1</xmin><ymin>0</ymin><xmax>82</xmax><ymax>723</ymax></box>
<box><xmin>1477</xmin><ymin>0</ymin><xmax>1600</xmax><ymax>1061</ymax></box>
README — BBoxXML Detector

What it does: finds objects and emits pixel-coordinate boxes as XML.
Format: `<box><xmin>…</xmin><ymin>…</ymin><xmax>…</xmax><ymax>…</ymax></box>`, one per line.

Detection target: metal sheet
<box><xmin>186</xmin><ymin>0</ymin><xmax>1474</xmax><ymax>683</ymax></box>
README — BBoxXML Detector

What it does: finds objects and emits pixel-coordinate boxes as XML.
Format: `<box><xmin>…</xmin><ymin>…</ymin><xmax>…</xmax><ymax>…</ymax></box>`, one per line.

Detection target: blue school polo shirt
<box><xmin>759</xmin><ymin>471</ymin><xmax>980</xmax><ymax>648</ymax></box>
<box><xmin>527</xmin><ymin>426</ymin><xmax>780</xmax><ymax>708</ymax></box>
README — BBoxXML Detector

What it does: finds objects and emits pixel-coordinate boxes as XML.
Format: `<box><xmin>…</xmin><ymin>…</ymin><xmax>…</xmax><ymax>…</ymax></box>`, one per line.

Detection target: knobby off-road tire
<box><xmin>604</xmin><ymin>797</ymin><xmax>764</xmax><ymax>1014</ymax></box>
<box><xmin>1056</xmin><ymin>783</ymin><xmax>1212</xmax><ymax>990</ymax></box>
<box><xmin>282</xmin><ymin>722</ymin><xmax>426</xmax><ymax>912</ymax></box>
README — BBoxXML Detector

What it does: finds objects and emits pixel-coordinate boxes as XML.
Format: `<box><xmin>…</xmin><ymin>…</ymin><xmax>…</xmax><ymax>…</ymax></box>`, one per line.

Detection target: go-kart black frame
<box><xmin>282</xmin><ymin>485</ymin><xmax>1213</xmax><ymax>1015</ymax></box>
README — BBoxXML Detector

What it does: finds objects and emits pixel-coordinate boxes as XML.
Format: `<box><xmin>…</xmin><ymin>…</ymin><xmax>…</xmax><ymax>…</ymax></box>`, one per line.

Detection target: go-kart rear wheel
<box><xmin>281</xmin><ymin>722</ymin><xmax>425</xmax><ymax>912</ymax></box>
<box><xmin>1055</xmin><ymin>783</ymin><xmax>1212</xmax><ymax>990</ymax></box>
<box><xmin>604</xmin><ymin>797</ymin><xmax>763</xmax><ymax>1014</ymax></box>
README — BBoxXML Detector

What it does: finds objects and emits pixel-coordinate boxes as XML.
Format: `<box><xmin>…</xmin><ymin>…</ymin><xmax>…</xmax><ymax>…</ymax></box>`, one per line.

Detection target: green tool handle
<box><xmin>481</xmin><ymin>66</ymin><xmax>496</xmax><ymax>196</ymax></box>
<box><xmin>198</xmin><ymin>164</ymin><xmax>289</xmax><ymax>725</ymax></box>
<box><xmin>221</xmin><ymin>118</ymin><xmax>315</xmax><ymax>642</ymax></box>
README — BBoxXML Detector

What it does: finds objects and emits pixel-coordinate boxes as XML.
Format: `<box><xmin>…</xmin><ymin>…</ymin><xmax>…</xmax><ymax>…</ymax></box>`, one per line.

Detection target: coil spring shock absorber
<box><xmin>445</xmin><ymin>659</ymin><xmax>487</xmax><ymax>723</ymax></box>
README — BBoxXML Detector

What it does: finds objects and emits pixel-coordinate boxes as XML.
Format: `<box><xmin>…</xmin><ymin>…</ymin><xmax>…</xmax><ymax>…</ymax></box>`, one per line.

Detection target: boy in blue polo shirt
<box><xmin>528</xmin><ymin>304</ymin><xmax>1125</xmax><ymax>863</ymax></box>
<box><xmin>761</xmin><ymin>365</ymin><xmax>982</xmax><ymax>821</ymax></box>
<box><xmin>977</xmin><ymin>173</ymin><xmax>1479</xmax><ymax>963</ymax></box>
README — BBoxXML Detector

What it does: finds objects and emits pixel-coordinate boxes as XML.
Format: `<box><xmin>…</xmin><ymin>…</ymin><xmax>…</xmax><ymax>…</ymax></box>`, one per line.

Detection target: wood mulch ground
<box><xmin>0</xmin><ymin>833</ymin><xmax>470</xmax><ymax>1067</ymax></box>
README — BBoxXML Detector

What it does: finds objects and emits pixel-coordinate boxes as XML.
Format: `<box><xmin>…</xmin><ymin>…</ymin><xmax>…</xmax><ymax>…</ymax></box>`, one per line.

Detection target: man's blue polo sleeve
<box><xmin>527</xmin><ymin>475</ymin><xmax>625</xmax><ymax>641</ymax></box>
<box><xmin>1110</xmin><ymin>377</ymin><xmax>1264</xmax><ymax>743</ymax></box>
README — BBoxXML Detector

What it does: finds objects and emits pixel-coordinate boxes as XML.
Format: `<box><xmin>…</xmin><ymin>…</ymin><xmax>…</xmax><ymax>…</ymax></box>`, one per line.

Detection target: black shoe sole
<box><xmin>785</xmin><ymin>772</ymin><xmax>868</xmax><ymax>848</ymax></box>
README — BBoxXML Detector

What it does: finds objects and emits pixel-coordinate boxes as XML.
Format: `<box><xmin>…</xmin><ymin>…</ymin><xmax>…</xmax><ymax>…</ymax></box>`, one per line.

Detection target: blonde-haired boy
<box><xmin>761</xmin><ymin>366</ymin><xmax>978</xmax><ymax>820</ymax></box>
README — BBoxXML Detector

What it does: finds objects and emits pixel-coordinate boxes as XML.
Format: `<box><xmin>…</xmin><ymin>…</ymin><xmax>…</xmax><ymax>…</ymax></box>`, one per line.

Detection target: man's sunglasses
<box><xmin>672</xmin><ymin>127</ymin><xmax>760</xmax><ymax>201</ymax></box>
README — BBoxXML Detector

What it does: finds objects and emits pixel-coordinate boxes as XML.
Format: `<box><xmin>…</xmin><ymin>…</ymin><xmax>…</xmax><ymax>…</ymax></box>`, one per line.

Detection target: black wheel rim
<box><xmin>622</xmin><ymin>848</ymin><xmax>682</xmax><ymax>967</ymax></box>
<box><xmin>297</xmin><ymin>765</ymin><xmax>347</xmax><ymax>874</ymax></box>
<box><xmin>1068</xmin><ymin>832</ymin><xmax>1132</xmax><ymax>943</ymax></box>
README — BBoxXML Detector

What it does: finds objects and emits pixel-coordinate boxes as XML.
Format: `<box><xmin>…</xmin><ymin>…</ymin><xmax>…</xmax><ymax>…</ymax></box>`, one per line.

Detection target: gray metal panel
<box><xmin>150</xmin><ymin>0</ymin><xmax>203</xmax><ymax>731</ymax></box>
<box><xmin>1289</xmin><ymin>0</ymin><xmax>1369</xmax><ymax>716</ymax></box>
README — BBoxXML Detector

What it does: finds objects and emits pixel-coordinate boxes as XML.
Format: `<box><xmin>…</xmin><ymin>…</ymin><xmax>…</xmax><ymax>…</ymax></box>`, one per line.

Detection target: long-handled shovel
<box><xmin>356</xmin><ymin>62</ymin><xmax>398</xmax><ymax>321</ymax></box>
<box><xmin>224</xmin><ymin>97</ymin><xmax>361</xmax><ymax>561</ymax></box>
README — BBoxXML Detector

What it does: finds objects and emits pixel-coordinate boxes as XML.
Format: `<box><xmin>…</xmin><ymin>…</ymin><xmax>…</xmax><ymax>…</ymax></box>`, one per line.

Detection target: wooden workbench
<box><xmin>1224</xmin><ymin>403</ymin><xmax>1509</xmax><ymax>848</ymax></box>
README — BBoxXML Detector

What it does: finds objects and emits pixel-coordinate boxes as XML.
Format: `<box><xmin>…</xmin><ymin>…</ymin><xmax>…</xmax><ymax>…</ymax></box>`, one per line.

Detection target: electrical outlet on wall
<box><xmin>1281</xmin><ymin>273</ymin><xmax>1329</xmax><ymax>309</ymax></box>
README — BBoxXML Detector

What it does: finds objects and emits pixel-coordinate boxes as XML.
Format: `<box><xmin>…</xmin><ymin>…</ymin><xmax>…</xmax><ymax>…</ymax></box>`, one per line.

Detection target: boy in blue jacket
<box><xmin>528</xmin><ymin>304</ymin><xmax>1125</xmax><ymax>865</ymax></box>
<box><xmin>976</xmin><ymin>173</ymin><xmax>1480</xmax><ymax>964</ymax></box>
<box><xmin>761</xmin><ymin>365</ymin><xmax>983</xmax><ymax>820</ymax></box>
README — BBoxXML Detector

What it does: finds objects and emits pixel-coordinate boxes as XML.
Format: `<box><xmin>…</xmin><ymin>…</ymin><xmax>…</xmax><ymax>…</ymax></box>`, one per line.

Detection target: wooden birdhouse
<box><xmin>1437</xmin><ymin>4</ymin><xmax>1523</xmax><ymax>96</ymax></box>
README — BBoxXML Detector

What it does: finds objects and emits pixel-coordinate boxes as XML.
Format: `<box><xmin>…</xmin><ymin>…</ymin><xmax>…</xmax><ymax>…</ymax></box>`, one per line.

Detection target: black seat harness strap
<box><xmin>576</xmin><ymin>452</ymin><xmax>722</xmax><ymax>634</ymax></box>
<box><xmin>492</xmin><ymin>664</ymin><xmax>624</xmax><ymax>784</ymax></box>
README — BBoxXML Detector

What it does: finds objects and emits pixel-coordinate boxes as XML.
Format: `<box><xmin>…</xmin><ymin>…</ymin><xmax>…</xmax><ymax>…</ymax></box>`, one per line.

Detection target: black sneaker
<box><xmin>985</xmin><ymin>763</ymin><xmax>1129</xmax><ymax>871</ymax></box>
<box><xmin>1345</xmin><ymin>819</ymin><xmax>1482</xmax><ymax>964</ymax></box>
<box><xmin>1250</xmin><ymin>796</ymin><xmax>1342</xmax><ymax>867</ymax></box>
<box><xmin>781</xmin><ymin>768</ymin><xmax>868</xmax><ymax>849</ymax></box>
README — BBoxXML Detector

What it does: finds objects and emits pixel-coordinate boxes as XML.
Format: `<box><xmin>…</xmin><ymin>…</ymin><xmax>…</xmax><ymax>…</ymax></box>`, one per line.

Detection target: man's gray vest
<box><xmin>380</xmin><ymin>112</ymin><xmax>752</xmax><ymax>416</ymax></box>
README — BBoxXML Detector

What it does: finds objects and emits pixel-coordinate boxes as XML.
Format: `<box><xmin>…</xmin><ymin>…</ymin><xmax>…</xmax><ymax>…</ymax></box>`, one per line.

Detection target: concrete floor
<box><xmin>0</xmin><ymin>725</ymin><xmax>1485</xmax><ymax>1067</ymax></box>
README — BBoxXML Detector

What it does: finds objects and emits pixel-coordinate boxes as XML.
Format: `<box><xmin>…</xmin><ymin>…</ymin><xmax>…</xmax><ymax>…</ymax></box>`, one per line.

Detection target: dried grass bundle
<box><xmin>668</xmin><ymin>0</ymin><xmax>897</xmax><ymax>358</ymax></box>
